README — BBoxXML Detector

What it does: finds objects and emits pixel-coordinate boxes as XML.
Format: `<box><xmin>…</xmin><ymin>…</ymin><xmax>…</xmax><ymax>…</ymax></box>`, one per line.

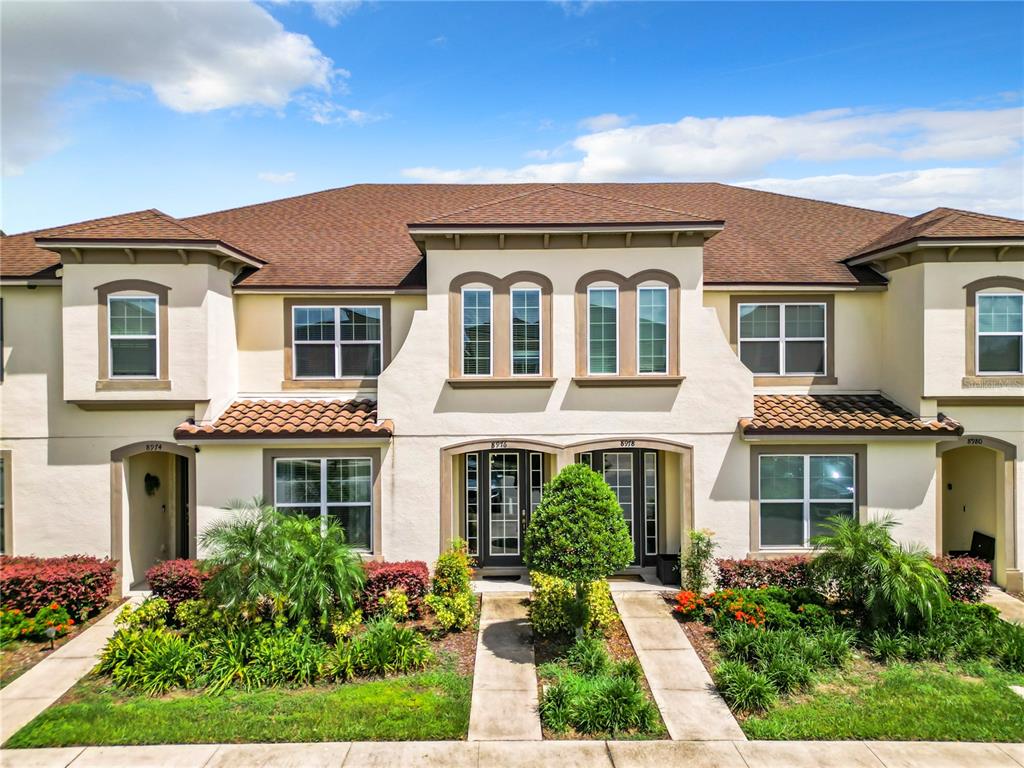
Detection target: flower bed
<box><xmin>0</xmin><ymin>555</ymin><xmax>116</xmax><ymax>619</ymax></box>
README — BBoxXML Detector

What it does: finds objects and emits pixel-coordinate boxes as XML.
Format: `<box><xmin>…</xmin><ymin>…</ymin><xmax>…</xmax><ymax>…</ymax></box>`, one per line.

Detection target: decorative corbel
<box><xmin>70</xmin><ymin>247</ymin><xmax>82</xmax><ymax>263</ymax></box>
<box><xmin>177</xmin><ymin>248</ymin><xmax>189</xmax><ymax>265</ymax></box>
<box><xmin>671</xmin><ymin>232</ymin><xmax>680</xmax><ymax>247</ymax></box>
<box><xmin>454</xmin><ymin>234</ymin><xmax>461</xmax><ymax>250</ymax></box>
<box><xmin>498</xmin><ymin>233</ymin><xmax>505</xmax><ymax>250</ymax></box>
<box><xmin>946</xmin><ymin>246</ymin><xmax>959</xmax><ymax>262</ymax></box>
<box><xmin>997</xmin><ymin>246</ymin><xmax>1010</xmax><ymax>261</ymax></box>
<box><xmin>581</xmin><ymin>233</ymin><xmax>589</xmax><ymax>248</ymax></box>
<box><xmin>124</xmin><ymin>248</ymin><xmax>136</xmax><ymax>264</ymax></box>
<box><xmin>543</xmin><ymin>233</ymin><xmax>550</xmax><ymax>249</ymax></box>
<box><xmin>625</xmin><ymin>232</ymin><xmax>632</xmax><ymax>248</ymax></box>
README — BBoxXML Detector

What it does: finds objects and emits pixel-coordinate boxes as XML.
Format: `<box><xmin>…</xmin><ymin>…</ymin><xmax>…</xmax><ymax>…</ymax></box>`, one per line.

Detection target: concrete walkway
<box><xmin>986</xmin><ymin>587</ymin><xmax>1024</xmax><ymax>624</ymax></box>
<box><xmin>467</xmin><ymin>592</ymin><xmax>543</xmax><ymax>741</ymax></box>
<box><xmin>2</xmin><ymin>740</ymin><xmax>1022</xmax><ymax>768</ymax></box>
<box><xmin>612</xmin><ymin>591</ymin><xmax>745</xmax><ymax>741</ymax></box>
<box><xmin>0</xmin><ymin>601</ymin><xmax>134</xmax><ymax>743</ymax></box>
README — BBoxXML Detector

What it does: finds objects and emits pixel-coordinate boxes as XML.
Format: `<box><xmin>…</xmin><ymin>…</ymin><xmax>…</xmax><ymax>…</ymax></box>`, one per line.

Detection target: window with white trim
<box><xmin>759</xmin><ymin>454</ymin><xmax>855</xmax><ymax>548</ymax></box>
<box><xmin>977</xmin><ymin>293</ymin><xmax>1023</xmax><ymax>374</ymax></box>
<box><xmin>274</xmin><ymin>457</ymin><xmax>373</xmax><ymax>550</ymax></box>
<box><xmin>588</xmin><ymin>285</ymin><xmax>618</xmax><ymax>375</ymax></box>
<box><xmin>511</xmin><ymin>287</ymin><xmax>541</xmax><ymax>376</ymax></box>
<box><xmin>462</xmin><ymin>287</ymin><xmax>492</xmax><ymax>376</ymax></box>
<box><xmin>637</xmin><ymin>285</ymin><xmax>668</xmax><ymax>374</ymax></box>
<box><xmin>292</xmin><ymin>305</ymin><xmax>382</xmax><ymax>379</ymax></box>
<box><xmin>109</xmin><ymin>295</ymin><xmax>158</xmax><ymax>378</ymax></box>
<box><xmin>738</xmin><ymin>302</ymin><xmax>826</xmax><ymax>376</ymax></box>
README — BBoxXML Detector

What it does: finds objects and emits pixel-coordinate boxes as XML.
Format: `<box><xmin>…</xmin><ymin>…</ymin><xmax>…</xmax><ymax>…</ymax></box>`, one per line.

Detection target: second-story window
<box><xmin>109</xmin><ymin>295</ymin><xmax>158</xmax><ymax>378</ymax></box>
<box><xmin>637</xmin><ymin>285</ymin><xmax>668</xmax><ymax>374</ymax></box>
<box><xmin>293</xmin><ymin>305</ymin><xmax>382</xmax><ymax>379</ymax></box>
<box><xmin>588</xmin><ymin>285</ymin><xmax>618</xmax><ymax>375</ymax></box>
<box><xmin>738</xmin><ymin>302</ymin><xmax>826</xmax><ymax>376</ymax></box>
<box><xmin>462</xmin><ymin>287</ymin><xmax>492</xmax><ymax>376</ymax></box>
<box><xmin>977</xmin><ymin>294</ymin><xmax>1023</xmax><ymax>374</ymax></box>
<box><xmin>511</xmin><ymin>287</ymin><xmax>541</xmax><ymax>375</ymax></box>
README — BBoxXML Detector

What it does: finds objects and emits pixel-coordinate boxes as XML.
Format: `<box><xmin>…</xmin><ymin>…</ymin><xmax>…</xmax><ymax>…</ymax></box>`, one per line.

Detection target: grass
<box><xmin>5</xmin><ymin>666</ymin><xmax>472</xmax><ymax>747</ymax></box>
<box><xmin>741</xmin><ymin>657</ymin><xmax>1024</xmax><ymax>742</ymax></box>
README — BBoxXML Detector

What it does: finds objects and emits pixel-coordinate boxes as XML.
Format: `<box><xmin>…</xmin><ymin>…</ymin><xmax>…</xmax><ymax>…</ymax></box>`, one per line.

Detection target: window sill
<box><xmin>746</xmin><ymin>549</ymin><xmax>813</xmax><ymax>559</ymax></box>
<box><xmin>282</xmin><ymin>379</ymin><xmax>378</xmax><ymax>390</ymax></box>
<box><xmin>446</xmin><ymin>376</ymin><xmax>556</xmax><ymax>390</ymax></box>
<box><xmin>572</xmin><ymin>375</ymin><xmax>684</xmax><ymax>388</ymax></box>
<box><xmin>962</xmin><ymin>375</ymin><xmax>1024</xmax><ymax>388</ymax></box>
<box><xmin>753</xmin><ymin>375</ymin><xmax>837</xmax><ymax>386</ymax></box>
<box><xmin>96</xmin><ymin>379</ymin><xmax>171</xmax><ymax>392</ymax></box>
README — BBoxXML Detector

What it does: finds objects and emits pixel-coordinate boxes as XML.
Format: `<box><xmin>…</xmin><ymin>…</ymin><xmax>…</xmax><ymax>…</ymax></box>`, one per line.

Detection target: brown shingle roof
<box><xmin>850</xmin><ymin>207</ymin><xmax>1024</xmax><ymax>260</ymax></box>
<box><xmin>740</xmin><ymin>394</ymin><xmax>962</xmax><ymax>436</ymax></box>
<box><xmin>36</xmin><ymin>209</ymin><xmax>222</xmax><ymax>242</ymax></box>
<box><xmin>411</xmin><ymin>185</ymin><xmax>720</xmax><ymax>227</ymax></box>
<box><xmin>173</xmin><ymin>399</ymin><xmax>392</xmax><ymax>440</ymax></box>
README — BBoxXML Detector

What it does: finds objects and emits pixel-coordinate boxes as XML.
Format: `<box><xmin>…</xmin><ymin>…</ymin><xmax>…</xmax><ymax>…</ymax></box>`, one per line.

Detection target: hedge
<box><xmin>146</xmin><ymin>559</ymin><xmax>212</xmax><ymax>612</ymax></box>
<box><xmin>933</xmin><ymin>556</ymin><xmax>991</xmax><ymax>603</ymax></box>
<box><xmin>0</xmin><ymin>555</ymin><xmax>116</xmax><ymax>618</ymax></box>
<box><xmin>715</xmin><ymin>556</ymin><xmax>812</xmax><ymax>590</ymax></box>
<box><xmin>361</xmin><ymin>561</ymin><xmax>429</xmax><ymax>617</ymax></box>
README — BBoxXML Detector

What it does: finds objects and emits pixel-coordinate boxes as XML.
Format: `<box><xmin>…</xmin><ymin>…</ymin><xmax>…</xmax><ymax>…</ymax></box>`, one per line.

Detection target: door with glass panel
<box><xmin>577</xmin><ymin>450</ymin><xmax>659</xmax><ymax>566</ymax></box>
<box><xmin>464</xmin><ymin>450</ymin><xmax>546</xmax><ymax>567</ymax></box>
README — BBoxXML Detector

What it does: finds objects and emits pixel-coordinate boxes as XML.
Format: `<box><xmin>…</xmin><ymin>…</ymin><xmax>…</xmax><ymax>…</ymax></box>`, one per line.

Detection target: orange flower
<box><xmin>67</xmin><ymin>618</ymin><xmax>75</xmax><ymax>626</ymax></box>
<box><xmin>49</xmin><ymin>602</ymin><xmax>59</xmax><ymax>611</ymax></box>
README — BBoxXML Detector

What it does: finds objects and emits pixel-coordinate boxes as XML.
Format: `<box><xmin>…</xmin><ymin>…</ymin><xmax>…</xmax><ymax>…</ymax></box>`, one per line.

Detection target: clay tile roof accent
<box><xmin>850</xmin><ymin>207</ymin><xmax>1024</xmax><ymax>260</ymax></box>
<box><xmin>739</xmin><ymin>394</ymin><xmax>962</xmax><ymax>437</ymax></box>
<box><xmin>173</xmin><ymin>399</ymin><xmax>392</xmax><ymax>440</ymax></box>
<box><xmin>410</xmin><ymin>185</ymin><xmax>720</xmax><ymax>227</ymax></box>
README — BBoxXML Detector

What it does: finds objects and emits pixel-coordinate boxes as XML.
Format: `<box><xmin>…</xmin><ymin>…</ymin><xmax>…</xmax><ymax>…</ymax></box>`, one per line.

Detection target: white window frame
<box><xmin>461</xmin><ymin>286</ymin><xmax>493</xmax><ymax>377</ymax></box>
<box><xmin>636</xmin><ymin>284</ymin><xmax>669</xmax><ymax>376</ymax></box>
<box><xmin>291</xmin><ymin>305</ymin><xmax>383</xmax><ymax>380</ymax></box>
<box><xmin>273</xmin><ymin>456</ymin><xmax>374</xmax><ymax>552</ymax></box>
<box><xmin>758</xmin><ymin>453</ymin><xmax>855</xmax><ymax>550</ymax></box>
<box><xmin>976</xmin><ymin>292</ymin><xmax>1024</xmax><ymax>375</ymax></box>
<box><xmin>587</xmin><ymin>284</ymin><xmax>619</xmax><ymax>376</ymax></box>
<box><xmin>737</xmin><ymin>302</ymin><xmax>827</xmax><ymax>377</ymax></box>
<box><xmin>510</xmin><ymin>286</ymin><xmax>543</xmax><ymax>377</ymax></box>
<box><xmin>108</xmin><ymin>293</ymin><xmax>159</xmax><ymax>379</ymax></box>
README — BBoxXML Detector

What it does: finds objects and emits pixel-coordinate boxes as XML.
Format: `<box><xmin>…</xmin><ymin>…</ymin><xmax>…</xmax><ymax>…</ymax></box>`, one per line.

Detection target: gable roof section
<box><xmin>409</xmin><ymin>185</ymin><xmax>721</xmax><ymax>228</ymax></box>
<box><xmin>173</xmin><ymin>398</ymin><xmax>392</xmax><ymax>439</ymax></box>
<box><xmin>849</xmin><ymin>207</ymin><xmax>1024</xmax><ymax>261</ymax></box>
<box><xmin>740</xmin><ymin>394</ymin><xmax>962</xmax><ymax>437</ymax></box>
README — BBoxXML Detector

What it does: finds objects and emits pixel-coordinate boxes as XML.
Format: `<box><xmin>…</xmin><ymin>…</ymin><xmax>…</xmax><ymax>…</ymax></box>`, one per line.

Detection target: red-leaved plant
<box><xmin>0</xmin><ymin>555</ymin><xmax>116</xmax><ymax>619</ymax></box>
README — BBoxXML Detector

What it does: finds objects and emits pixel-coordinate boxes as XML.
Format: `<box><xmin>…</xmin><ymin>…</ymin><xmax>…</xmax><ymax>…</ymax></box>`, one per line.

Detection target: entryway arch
<box><xmin>937</xmin><ymin>435</ymin><xmax>1019</xmax><ymax>591</ymax></box>
<box><xmin>111</xmin><ymin>440</ymin><xmax>196</xmax><ymax>591</ymax></box>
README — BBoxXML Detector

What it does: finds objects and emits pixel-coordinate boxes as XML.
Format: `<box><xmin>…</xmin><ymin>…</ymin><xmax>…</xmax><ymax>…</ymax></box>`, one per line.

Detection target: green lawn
<box><xmin>742</xmin><ymin>659</ymin><xmax>1024</xmax><ymax>742</ymax></box>
<box><xmin>5</xmin><ymin>668</ymin><xmax>471</xmax><ymax>747</ymax></box>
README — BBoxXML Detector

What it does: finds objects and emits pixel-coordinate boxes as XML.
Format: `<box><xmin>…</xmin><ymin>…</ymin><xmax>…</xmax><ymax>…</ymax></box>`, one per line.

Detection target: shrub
<box><xmin>0</xmin><ymin>555</ymin><xmax>115</xmax><ymax>619</ymax></box>
<box><xmin>201</xmin><ymin>626</ymin><xmax>264</xmax><ymax>694</ymax></box>
<box><xmin>529</xmin><ymin>573</ymin><xmax>615</xmax><ymax>637</ymax></box>
<box><xmin>330</xmin><ymin>608</ymin><xmax>363</xmax><ymax>642</ymax></box>
<box><xmin>378</xmin><ymin>588</ymin><xmax>410</xmax><ymax>622</ymax></box>
<box><xmin>249</xmin><ymin>628</ymin><xmax>327</xmax><ymax>687</ymax></box>
<box><xmin>811</xmin><ymin>515</ymin><xmax>947</xmax><ymax>629</ymax></box>
<box><xmin>714</xmin><ymin>660</ymin><xmax>777</xmax><ymax>712</ymax></box>
<box><xmin>566</xmin><ymin>636</ymin><xmax>610</xmax><ymax>676</ymax></box>
<box><xmin>673</xmin><ymin>590</ymin><xmax>706</xmax><ymax>622</ymax></box>
<box><xmin>681</xmin><ymin>529</ymin><xmax>717</xmax><ymax>594</ymax></box>
<box><xmin>868</xmin><ymin>630</ymin><xmax>906</xmax><ymax>662</ymax></box>
<box><xmin>362</xmin><ymin>561</ymin><xmax>429</xmax><ymax>618</ymax></box>
<box><xmin>431</xmin><ymin>538</ymin><xmax>474</xmax><ymax>597</ymax></box>
<box><xmin>146</xmin><ymin>560</ymin><xmax>211</xmax><ymax>614</ymax></box>
<box><xmin>996</xmin><ymin>622</ymin><xmax>1024</xmax><ymax>672</ymax></box>
<box><xmin>815</xmin><ymin>627</ymin><xmax>855</xmax><ymax>667</ymax></box>
<box><xmin>346</xmin><ymin>617</ymin><xmax>432</xmax><ymax>676</ymax></box>
<box><xmin>523</xmin><ymin>464</ymin><xmax>633</xmax><ymax>633</ymax></box>
<box><xmin>115</xmin><ymin>597</ymin><xmax>169</xmax><ymax>630</ymax></box>
<box><xmin>424</xmin><ymin>591</ymin><xmax>475</xmax><ymax>632</ymax></box>
<box><xmin>2</xmin><ymin>603</ymin><xmax>76</xmax><ymax>643</ymax></box>
<box><xmin>100</xmin><ymin>627</ymin><xmax>200</xmax><ymax>695</ymax></box>
<box><xmin>715</xmin><ymin>556</ymin><xmax>812</xmax><ymax>590</ymax></box>
<box><xmin>174</xmin><ymin>599</ymin><xmax>219</xmax><ymax>637</ymax></box>
<box><xmin>762</xmin><ymin>652</ymin><xmax>813</xmax><ymax>694</ymax></box>
<box><xmin>932</xmin><ymin>556</ymin><xmax>990</xmax><ymax>603</ymax></box>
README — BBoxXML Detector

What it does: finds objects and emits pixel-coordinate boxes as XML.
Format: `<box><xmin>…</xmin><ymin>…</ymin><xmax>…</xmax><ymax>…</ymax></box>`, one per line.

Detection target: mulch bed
<box><xmin>1</xmin><ymin>598</ymin><xmax>126</xmax><ymax>689</ymax></box>
<box><xmin>408</xmin><ymin>594</ymin><xmax>481</xmax><ymax>677</ymax></box>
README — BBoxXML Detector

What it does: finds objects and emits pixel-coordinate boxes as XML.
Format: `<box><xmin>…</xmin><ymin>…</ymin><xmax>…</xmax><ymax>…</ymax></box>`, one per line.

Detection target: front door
<box><xmin>578</xmin><ymin>449</ymin><xmax>659</xmax><ymax>566</ymax></box>
<box><xmin>467</xmin><ymin>450</ymin><xmax>546</xmax><ymax>567</ymax></box>
<box><xmin>175</xmin><ymin>454</ymin><xmax>190</xmax><ymax>559</ymax></box>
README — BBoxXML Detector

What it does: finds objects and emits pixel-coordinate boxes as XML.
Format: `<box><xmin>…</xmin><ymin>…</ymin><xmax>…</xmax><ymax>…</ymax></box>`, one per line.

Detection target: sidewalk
<box><xmin>612</xmin><ymin>591</ymin><xmax>744</xmax><ymax>741</ymax></box>
<box><xmin>0</xmin><ymin>600</ymin><xmax>133</xmax><ymax>743</ymax></box>
<box><xmin>2</xmin><ymin>740</ymin><xmax>1022</xmax><ymax>768</ymax></box>
<box><xmin>985</xmin><ymin>587</ymin><xmax>1024</xmax><ymax>624</ymax></box>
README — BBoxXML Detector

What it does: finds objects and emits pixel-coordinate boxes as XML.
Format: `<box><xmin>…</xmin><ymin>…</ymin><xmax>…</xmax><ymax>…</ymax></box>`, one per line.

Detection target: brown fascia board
<box><xmin>34</xmin><ymin>236</ymin><xmax>266</xmax><ymax>265</ymax></box>
<box><xmin>407</xmin><ymin>220</ymin><xmax>726</xmax><ymax>231</ymax></box>
<box><xmin>845</xmin><ymin>235</ymin><xmax>1024</xmax><ymax>265</ymax></box>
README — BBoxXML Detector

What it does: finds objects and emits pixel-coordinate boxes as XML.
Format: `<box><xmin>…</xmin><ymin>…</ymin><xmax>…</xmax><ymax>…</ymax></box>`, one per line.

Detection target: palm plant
<box><xmin>200</xmin><ymin>498</ymin><xmax>281</xmax><ymax>612</ymax></box>
<box><xmin>811</xmin><ymin>515</ymin><xmax>947</xmax><ymax>630</ymax></box>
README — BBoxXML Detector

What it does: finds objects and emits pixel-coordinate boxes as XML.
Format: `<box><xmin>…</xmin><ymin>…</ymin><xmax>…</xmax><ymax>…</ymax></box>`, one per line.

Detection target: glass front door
<box><xmin>465</xmin><ymin>450</ymin><xmax>547</xmax><ymax>567</ymax></box>
<box><xmin>579</xmin><ymin>449</ymin><xmax>659</xmax><ymax>566</ymax></box>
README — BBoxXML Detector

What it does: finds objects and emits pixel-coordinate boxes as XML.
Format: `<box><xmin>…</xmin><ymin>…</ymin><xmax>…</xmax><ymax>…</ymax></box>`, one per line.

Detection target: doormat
<box><xmin>481</xmin><ymin>575</ymin><xmax>524</xmax><ymax>582</ymax></box>
<box><xmin>607</xmin><ymin>574</ymin><xmax>644</xmax><ymax>582</ymax></box>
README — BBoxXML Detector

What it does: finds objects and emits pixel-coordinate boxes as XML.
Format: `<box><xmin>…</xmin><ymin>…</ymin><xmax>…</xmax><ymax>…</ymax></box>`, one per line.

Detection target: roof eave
<box><xmin>845</xmin><ymin>236</ymin><xmax>1024</xmax><ymax>266</ymax></box>
<box><xmin>740</xmin><ymin>428</ymin><xmax>963</xmax><ymax>441</ymax></box>
<box><xmin>407</xmin><ymin>221</ymin><xmax>725</xmax><ymax>237</ymax></box>
<box><xmin>34</xmin><ymin>237</ymin><xmax>265</xmax><ymax>268</ymax></box>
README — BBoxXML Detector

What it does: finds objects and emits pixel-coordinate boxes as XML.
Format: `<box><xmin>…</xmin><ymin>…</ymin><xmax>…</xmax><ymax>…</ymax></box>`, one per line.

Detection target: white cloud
<box><xmin>402</xmin><ymin>105</ymin><xmax>1024</xmax><ymax>215</ymax></box>
<box><xmin>1</xmin><ymin>1</ymin><xmax>339</xmax><ymax>174</ymax></box>
<box><xmin>258</xmin><ymin>171</ymin><xmax>297</xmax><ymax>184</ymax></box>
<box><xmin>301</xmin><ymin>97</ymin><xmax>386</xmax><ymax>126</ymax></box>
<box><xmin>311</xmin><ymin>1</ymin><xmax>363</xmax><ymax>27</ymax></box>
<box><xmin>578</xmin><ymin>113</ymin><xmax>632</xmax><ymax>132</ymax></box>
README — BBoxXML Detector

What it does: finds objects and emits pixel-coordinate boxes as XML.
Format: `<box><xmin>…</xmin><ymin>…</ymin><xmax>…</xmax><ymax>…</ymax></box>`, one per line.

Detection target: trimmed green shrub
<box><xmin>714</xmin><ymin>660</ymin><xmax>777</xmax><ymax>712</ymax></box>
<box><xmin>523</xmin><ymin>464</ymin><xmax>633</xmax><ymax>632</ymax></box>
<box><xmin>425</xmin><ymin>591</ymin><xmax>475</xmax><ymax>632</ymax></box>
<box><xmin>425</xmin><ymin>539</ymin><xmax>476</xmax><ymax>632</ymax></box>
<box><xmin>529</xmin><ymin>572</ymin><xmax>615</xmax><ymax>637</ymax></box>
<box><xmin>681</xmin><ymin>529</ymin><xmax>716</xmax><ymax>594</ymax></box>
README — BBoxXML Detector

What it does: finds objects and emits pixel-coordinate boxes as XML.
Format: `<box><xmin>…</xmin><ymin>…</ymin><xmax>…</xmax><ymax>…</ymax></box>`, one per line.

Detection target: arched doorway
<box><xmin>938</xmin><ymin>435</ymin><xmax>1018</xmax><ymax>590</ymax></box>
<box><xmin>111</xmin><ymin>441</ymin><xmax>196</xmax><ymax>591</ymax></box>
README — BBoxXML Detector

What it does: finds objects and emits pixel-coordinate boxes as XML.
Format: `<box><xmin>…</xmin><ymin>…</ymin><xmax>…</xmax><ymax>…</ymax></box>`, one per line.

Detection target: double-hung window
<box><xmin>293</xmin><ymin>305</ymin><xmax>383</xmax><ymax>379</ymax></box>
<box><xmin>109</xmin><ymin>295</ymin><xmax>158</xmax><ymax>378</ymax></box>
<box><xmin>462</xmin><ymin>287</ymin><xmax>492</xmax><ymax>376</ymax></box>
<box><xmin>588</xmin><ymin>286</ymin><xmax>618</xmax><ymax>375</ymax></box>
<box><xmin>274</xmin><ymin>457</ymin><xmax>373</xmax><ymax>550</ymax></box>
<box><xmin>738</xmin><ymin>302</ymin><xmax>826</xmax><ymax>376</ymax></box>
<box><xmin>511</xmin><ymin>287</ymin><xmax>541</xmax><ymax>376</ymax></box>
<box><xmin>637</xmin><ymin>285</ymin><xmax>668</xmax><ymax>374</ymax></box>
<box><xmin>759</xmin><ymin>454</ymin><xmax>855</xmax><ymax>548</ymax></box>
<box><xmin>977</xmin><ymin>293</ymin><xmax>1023</xmax><ymax>374</ymax></box>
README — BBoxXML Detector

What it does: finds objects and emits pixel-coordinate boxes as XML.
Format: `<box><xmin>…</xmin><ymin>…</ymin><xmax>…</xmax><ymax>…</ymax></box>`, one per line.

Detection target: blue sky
<box><xmin>2</xmin><ymin>1</ymin><xmax>1022</xmax><ymax>233</ymax></box>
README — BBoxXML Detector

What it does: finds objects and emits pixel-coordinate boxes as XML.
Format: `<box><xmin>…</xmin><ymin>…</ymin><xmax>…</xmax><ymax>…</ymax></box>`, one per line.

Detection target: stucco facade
<box><xmin>1</xmin><ymin>185</ymin><xmax>1022</xmax><ymax>592</ymax></box>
